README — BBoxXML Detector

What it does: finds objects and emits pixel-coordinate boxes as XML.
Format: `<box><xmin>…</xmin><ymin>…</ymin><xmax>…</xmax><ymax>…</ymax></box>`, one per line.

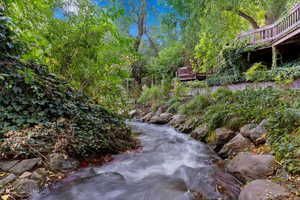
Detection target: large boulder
<box><xmin>0</xmin><ymin>160</ymin><xmax>19</xmax><ymax>171</ymax></box>
<box><xmin>226</xmin><ymin>152</ymin><xmax>276</xmax><ymax>183</ymax></box>
<box><xmin>150</xmin><ymin>113</ymin><xmax>173</xmax><ymax>124</ymax></box>
<box><xmin>212</xmin><ymin>128</ymin><xmax>236</xmax><ymax>151</ymax></box>
<box><xmin>141</xmin><ymin>112</ymin><xmax>154</xmax><ymax>122</ymax></box>
<box><xmin>191</xmin><ymin>124</ymin><xmax>208</xmax><ymax>141</ymax></box>
<box><xmin>128</xmin><ymin>110</ymin><xmax>137</xmax><ymax>118</ymax></box>
<box><xmin>239</xmin><ymin>179</ymin><xmax>289</xmax><ymax>200</ymax></box>
<box><xmin>9</xmin><ymin>158</ymin><xmax>40</xmax><ymax>175</ymax></box>
<box><xmin>218</xmin><ymin>134</ymin><xmax>255</xmax><ymax>158</ymax></box>
<box><xmin>169</xmin><ymin>115</ymin><xmax>186</xmax><ymax>128</ymax></box>
<box><xmin>0</xmin><ymin>174</ymin><xmax>16</xmax><ymax>186</ymax></box>
<box><xmin>240</xmin><ymin>124</ymin><xmax>257</xmax><ymax>138</ymax></box>
<box><xmin>177</xmin><ymin>120</ymin><xmax>196</xmax><ymax>134</ymax></box>
<box><xmin>49</xmin><ymin>153</ymin><xmax>79</xmax><ymax>172</ymax></box>
<box><xmin>240</xmin><ymin>120</ymin><xmax>269</xmax><ymax>145</ymax></box>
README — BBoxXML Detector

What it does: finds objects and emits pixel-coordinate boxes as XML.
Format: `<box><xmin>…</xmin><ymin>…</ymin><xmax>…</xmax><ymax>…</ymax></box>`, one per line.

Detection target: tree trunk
<box><xmin>145</xmin><ymin>32</ymin><xmax>159</xmax><ymax>56</ymax></box>
<box><xmin>236</xmin><ymin>10</ymin><xmax>260</xmax><ymax>29</ymax></box>
<box><xmin>134</xmin><ymin>0</ymin><xmax>146</xmax><ymax>52</ymax></box>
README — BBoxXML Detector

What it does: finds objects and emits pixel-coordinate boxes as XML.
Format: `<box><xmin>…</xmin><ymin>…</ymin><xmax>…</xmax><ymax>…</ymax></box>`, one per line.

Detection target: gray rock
<box><xmin>155</xmin><ymin>106</ymin><xmax>166</xmax><ymax>116</ymax></box>
<box><xmin>0</xmin><ymin>160</ymin><xmax>19</xmax><ymax>171</ymax></box>
<box><xmin>191</xmin><ymin>124</ymin><xmax>208</xmax><ymax>141</ymax></box>
<box><xmin>0</xmin><ymin>174</ymin><xmax>16</xmax><ymax>187</ymax></box>
<box><xmin>227</xmin><ymin>152</ymin><xmax>276</xmax><ymax>183</ymax></box>
<box><xmin>213</xmin><ymin>128</ymin><xmax>236</xmax><ymax>151</ymax></box>
<box><xmin>31</xmin><ymin>168</ymin><xmax>48</xmax><ymax>181</ymax></box>
<box><xmin>177</xmin><ymin>120</ymin><xmax>196</xmax><ymax>134</ymax></box>
<box><xmin>141</xmin><ymin>112</ymin><xmax>154</xmax><ymax>122</ymax></box>
<box><xmin>240</xmin><ymin>124</ymin><xmax>258</xmax><ymax>138</ymax></box>
<box><xmin>239</xmin><ymin>179</ymin><xmax>289</xmax><ymax>200</ymax></box>
<box><xmin>14</xmin><ymin>178</ymin><xmax>39</xmax><ymax>197</ymax></box>
<box><xmin>219</xmin><ymin>134</ymin><xmax>255</xmax><ymax>158</ymax></box>
<box><xmin>150</xmin><ymin>113</ymin><xmax>173</xmax><ymax>124</ymax></box>
<box><xmin>9</xmin><ymin>158</ymin><xmax>40</xmax><ymax>175</ymax></box>
<box><xmin>240</xmin><ymin>121</ymin><xmax>269</xmax><ymax>145</ymax></box>
<box><xmin>49</xmin><ymin>153</ymin><xmax>79</xmax><ymax>171</ymax></box>
<box><xmin>169</xmin><ymin>115</ymin><xmax>185</xmax><ymax>127</ymax></box>
<box><xmin>128</xmin><ymin>110</ymin><xmax>137</xmax><ymax>117</ymax></box>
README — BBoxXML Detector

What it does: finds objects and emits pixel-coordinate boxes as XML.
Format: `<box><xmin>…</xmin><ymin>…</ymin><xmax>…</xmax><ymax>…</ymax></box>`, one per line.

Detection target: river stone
<box><xmin>218</xmin><ymin>134</ymin><xmax>255</xmax><ymax>158</ymax></box>
<box><xmin>240</xmin><ymin>120</ymin><xmax>269</xmax><ymax>145</ymax></box>
<box><xmin>9</xmin><ymin>158</ymin><xmax>40</xmax><ymax>175</ymax></box>
<box><xmin>141</xmin><ymin>112</ymin><xmax>154</xmax><ymax>122</ymax></box>
<box><xmin>49</xmin><ymin>153</ymin><xmax>79</xmax><ymax>171</ymax></box>
<box><xmin>240</xmin><ymin>124</ymin><xmax>256</xmax><ymax>137</ymax></box>
<box><xmin>169</xmin><ymin>115</ymin><xmax>186</xmax><ymax>128</ymax></box>
<box><xmin>213</xmin><ymin>128</ymin><xmax>236</xmax><ymax>151</ymax></box>
<box><xmin>14</xmin><ymin>178</ymin><xmax>39</xmax><ymax>197</ymax></box>
<box><xmin>0</xmin><ymin>160</ymin><xmax>19</xmax><ymax>171</ymax></box>
<box><xmin>191</xmin><ymin>124</ymin><xmax>208</xmax><ymax>141</ymax></box>
<box><xmin>174</xmin><ymin>165</ymin><xmax>241</xmax><ymax>200</ymax></box>
<box><xmin>239</xmin><ymin>179</ymin><xmax>289</xmax><ymax>200</ymax></box>
<box><xmin>128</xmin><ymin>110</ymin><xmax>137</xmax><ymax>118</ymax></box>
<box><xmin>31</xmin><ymin>168</ymin><xmax>48</xmax><ymax>181</ymax></box>
<box><xmin>177</xmin><ymin>120</ymin><xmax>195</xmax><ymax>134</ymax></box>
<box><xmin>155</xmin><ymin>106</ymin><xmax>168</xmax><ymax>116</ymax></box>
<box><xmin>226</xmin><ymin>152</ymin><xmax>276</xmax><ymax>183</ymax></box>
<box><xmin>150</xmin><ymin>113</ymin><xmax>173</xmax><ymax>124</ymax></box>
<box><xmin>0</xmin><ymin>174</ymin><xmax>16</xmax><ymax>187</ymax></box>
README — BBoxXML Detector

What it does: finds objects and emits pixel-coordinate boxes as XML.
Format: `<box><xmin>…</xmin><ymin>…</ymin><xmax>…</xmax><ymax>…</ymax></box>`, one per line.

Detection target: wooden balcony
<box><xmin>238</xmin><ymin>4</ymin><xmax>300</xmax><ymax>47</ymax></box>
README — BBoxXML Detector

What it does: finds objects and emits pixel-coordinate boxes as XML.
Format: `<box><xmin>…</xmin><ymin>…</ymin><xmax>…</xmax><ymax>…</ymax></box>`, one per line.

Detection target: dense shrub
<box><xmin>0</xmin><ymin>60</ymin><xmax>136</xmax><ymax>158</ymax></box>
<box><xmin>206</xmin><ymin>73</ymin><xmax>246</xmax><ymax>86</ymax></box>
<box><xmin>245</xmin><ymin>62</ymin><xmax>268</xmax><ymax>81</ymax></box>
<box><xmin>246</xmin><ymin>66</ymin><xmax>300</xmax><ymax>83</ymax></box>
<box><xmin>179</xmin><ymin>95</ymin><xmax>210</xmax><ymax>115</ymax></box>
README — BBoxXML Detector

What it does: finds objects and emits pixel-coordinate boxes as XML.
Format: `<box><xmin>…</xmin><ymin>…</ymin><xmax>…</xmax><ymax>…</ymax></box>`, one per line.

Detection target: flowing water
<box><xmin>34</xmin><ymin>122</ymin><xmax>241</xmax><ymax>200</ymax></box>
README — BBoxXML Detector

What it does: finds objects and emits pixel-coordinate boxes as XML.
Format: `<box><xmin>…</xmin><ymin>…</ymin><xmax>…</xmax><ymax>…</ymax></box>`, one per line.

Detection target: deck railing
<box><xmin>238</xmin><ymin>4</ymin><xmax>300</xmax><ymax>45</ymax></box>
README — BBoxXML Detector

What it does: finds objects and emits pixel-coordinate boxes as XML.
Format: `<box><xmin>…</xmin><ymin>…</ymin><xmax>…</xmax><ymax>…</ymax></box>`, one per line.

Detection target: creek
<box><xmin>33</xmin><ymin>122</ymin><xmax>241</xmax><ymax>200</ymax></box>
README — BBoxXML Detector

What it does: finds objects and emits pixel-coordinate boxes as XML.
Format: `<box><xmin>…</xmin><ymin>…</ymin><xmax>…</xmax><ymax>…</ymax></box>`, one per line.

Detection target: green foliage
<box><xmin>267</xmin><ymin>107</ymin><xmax>300</xmax><ymax>173</ymax></box>
<box><xmin>245</xmin><ymin>66</ymin><xmax>300</xmax><ymax>84</ymax></box>
<box><xmin>179</xmin><ymin>95</ymin><xmax>210</xmax><ymax>115</ymax></box>
<box><xmin>0</xmin><ymin>59</ymin><xmax>135</xmax><ymax>157</ymax></box>
<box><xmin>0</xmin><ymin>7</ymin><xmax>23</xmax><ymax>59</ymax></box>
<box><xmin>5</xmin><ymin>0</ymin><xmax>134</xmax><ymax>112</ymax></box>
<box><xmin>138</xmin><ymin>85</ymin><xmax>165</xmax><ymax>109</ymax></box>
<box><xmin>218</xmin><ymin>42</ymin><xmax>252</xmax><ymax>74</ymax></box>
<box><xmin>245</xmin><ymin>62</ymin><xmax>268</xmax><ymax>81</ymax></box>
<box><xmin>148</xmin><ymin>42</ymin><xmax>185</xmax><ymax>79</ymax></box>
<box><xmin>138</xmin><ymin>79</ymin><xmax>188</xmax><ymax>112</ymax></box>
<box><xmin>206</xmin><ymin>73</ymin><xmax>246</xmax><ymax>86</ymax></box>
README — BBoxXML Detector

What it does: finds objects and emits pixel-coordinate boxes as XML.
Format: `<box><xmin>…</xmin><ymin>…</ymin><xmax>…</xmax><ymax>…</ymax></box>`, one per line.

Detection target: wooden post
<box><xmin>272</xmin><ymin>46</ymin><xmax>278</xmax><ymax>68</ymax></box>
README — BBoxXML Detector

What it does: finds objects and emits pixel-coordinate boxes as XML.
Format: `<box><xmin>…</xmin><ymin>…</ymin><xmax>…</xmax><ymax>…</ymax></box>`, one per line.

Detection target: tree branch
<box><xmin>225</xmin><ymin>7</ymin><xmax>260</xmax><ymax>29</ymax></box>
<box><xmin>236</xmin><ymin>10</ymin><xmax>260</xmax><ymax>29</ymax></box>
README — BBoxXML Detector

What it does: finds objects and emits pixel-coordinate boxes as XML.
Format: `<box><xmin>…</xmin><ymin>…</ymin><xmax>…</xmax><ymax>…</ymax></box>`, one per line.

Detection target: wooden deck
<box><xmin>238</xmin><ymin>4</ymin><xmax>300</xmax><ymax>47</ymax></box>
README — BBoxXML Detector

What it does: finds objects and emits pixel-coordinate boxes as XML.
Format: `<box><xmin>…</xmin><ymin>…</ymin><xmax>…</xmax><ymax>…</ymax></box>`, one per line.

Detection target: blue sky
<box><xmin>55</xmin><ymin>0</ymin><xmax>172</xmax><ymax>36</ymax></box>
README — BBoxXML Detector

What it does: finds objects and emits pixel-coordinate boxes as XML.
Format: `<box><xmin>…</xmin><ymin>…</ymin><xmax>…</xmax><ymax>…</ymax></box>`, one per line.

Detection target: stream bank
<box><xmin>33</xmin><ymin>122</ymin><xmax>241</xmax><ymax>200</ymax></box>
<box><xmin>132</xmin><ymin>107</ymin><xmax>300</xmax><ymax>200</ymax></box>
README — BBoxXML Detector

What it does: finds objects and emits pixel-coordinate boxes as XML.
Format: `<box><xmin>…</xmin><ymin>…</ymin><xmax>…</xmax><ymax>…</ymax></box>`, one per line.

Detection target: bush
<box><xmin>245</xmin><ymin>62</ymin><xmax>268</xmax><ymax>81</ymax></box>
<box><xmin>138</xmin><ymin>85</ymin><xmax>162</xmax><ymax>105</ymax></box>
<box><xmin>0</xmin><ymin>59</ymin><xmax>136</xmax><ymax>158</ymax></box>
<box><xmin>267</xmin><ymin>108</ymin><xmax>300</xmax><ymax>174</ymax></box>
<box><xmin>206</xmin><ymin>73</ymin><xmax>246</xmax><ymax>86</ymax></box>
<box><xmin>245</xmin><ymin>66</ymin><xmax>300</xmax><ymax>84</ymax></box>
<box><xmin>179</xmin><ymin>95</ymin><xmax>211</xmax><ymax>115</ymax></box>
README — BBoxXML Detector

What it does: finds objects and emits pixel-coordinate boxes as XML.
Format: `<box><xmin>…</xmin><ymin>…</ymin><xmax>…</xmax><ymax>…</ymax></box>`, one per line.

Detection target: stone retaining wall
<box><xmin>189</xmin><ymin>79</ymin><xmax>300</xmax><ymax>96</ymax></box>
